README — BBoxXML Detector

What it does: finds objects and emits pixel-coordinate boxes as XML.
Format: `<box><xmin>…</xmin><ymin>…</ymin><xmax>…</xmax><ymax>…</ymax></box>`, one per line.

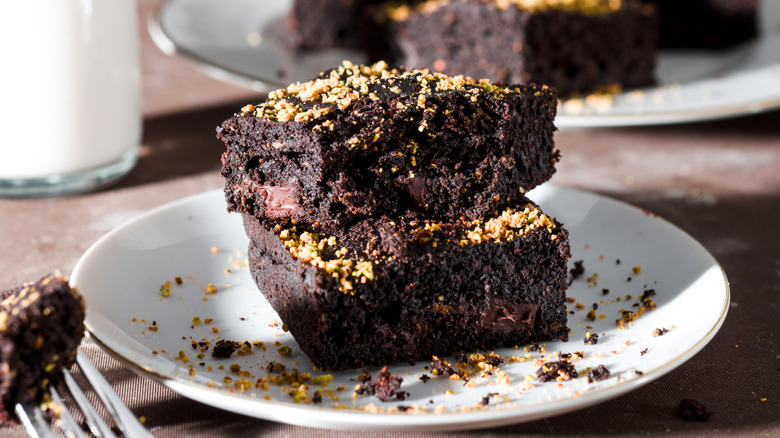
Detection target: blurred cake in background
<box><xmin>288</xmin><ymin>0</ymin><xmax>387</xmax><ymax>49</ymax></box>
<box><xmin>366</xmin><ymin>0</ymin><xmax>659</xmax><ymax>96</ymax></box>
<box><xmin>641</xmin><ymin>0</ymin><xmax>758</xmax><ymax>49</ymax></box>
<box><xmin>287</xmin><ymin>0</ymin><xmax>760</xmax><ymax>95</ymax></box>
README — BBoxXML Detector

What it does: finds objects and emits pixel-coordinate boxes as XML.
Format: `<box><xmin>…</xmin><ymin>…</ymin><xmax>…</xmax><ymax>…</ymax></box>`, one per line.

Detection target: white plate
<box><xmin>149</xmin><ymin>0</ymin><xmax>780</xmax><ymax>127</ymax></box>
<box><xmin>70</xmin><ymin>185</ymin><xmax>729</xmax><ymax>431</ymax></box>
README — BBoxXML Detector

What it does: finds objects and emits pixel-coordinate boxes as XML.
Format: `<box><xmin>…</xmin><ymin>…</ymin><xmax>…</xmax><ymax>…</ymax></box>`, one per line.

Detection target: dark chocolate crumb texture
<box><xmin>218</xmin><ymin>61</ymin><xmax>559</xmax><ymax>232</ymax></box>
<box><xmin>243</xmin><ymin>199</ymin><xmax>570</xmax><ymax>371</ymax></box>
<box><xmin>0</xmin><ymin>273</ymin><xmax>85</xmax><ymax>424</ymax></box>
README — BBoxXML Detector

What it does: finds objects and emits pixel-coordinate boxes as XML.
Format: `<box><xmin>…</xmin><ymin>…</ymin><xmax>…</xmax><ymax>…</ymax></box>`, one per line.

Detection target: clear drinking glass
<box><xmin>0</xmin><ymin>0</ymin><xmax>141</xmax><ymax>197</ymax></box>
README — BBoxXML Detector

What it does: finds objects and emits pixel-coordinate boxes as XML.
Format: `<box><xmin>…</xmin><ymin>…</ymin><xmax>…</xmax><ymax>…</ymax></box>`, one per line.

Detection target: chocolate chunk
<box><xmin>677</xmin><ymin>399</ymin><xmax>712</xmax><ymax>421</ymax></box>
<box><xmin>586</xmin><ymin>365</ymin><xmax>611</xmax><ymax>383</ymax></box>
<box><xmin>355</xmin><ymin>366</ymin><xmax>405</xmax><ymax>402</ymax></box>
<box><xmin>211</xmin><ymin>339</ymin><xmax>240</xmax><ymax>358</ymax></box>
<box><xmin>536</xmin><ymin>360</ymin><xmax>578</xmax><ymax>382</ymax></box>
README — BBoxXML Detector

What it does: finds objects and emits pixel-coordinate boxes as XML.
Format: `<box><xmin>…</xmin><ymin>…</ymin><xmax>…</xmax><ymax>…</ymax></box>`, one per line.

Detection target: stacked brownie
<box><xmin>218</xmin><ymin>61</ymin><xmax>571</xmax><ymax>371</ymax></box>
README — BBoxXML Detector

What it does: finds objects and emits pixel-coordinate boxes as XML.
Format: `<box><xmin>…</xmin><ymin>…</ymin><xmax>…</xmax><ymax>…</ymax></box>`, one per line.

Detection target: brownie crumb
<box><xmin>481</xmin><ymin>392</ymin><xmax>499</xmax><ymax>406</ymax></box>
<box><xmin>485</xmin><ymin>355</ymin><xmax>504</xmax><ymax>367</ymax></box>
<box><xmin>312</xmin><ymin>391</ymin><xmax>323</xmax><ymax>404</ymax></box>
<box><xmin>640</xmin><ymin>348</ymin><xmax>649</xmax><ymax>356</ymax></box>
<box><xmin>584</xmin><ymin>332</ymin><xmax>599</xmax><ymax>345</ymax></box>
<box><xmin>602</xmin><ymin>288</ymin><xmax>610</xmax><ymax>295</ymax></box>
<box><xmin>267</xmin><ymin>361</ymin><xmax>286</xmax><ymax>373</ymax></box>
<box><xmin>431</xmin><ymin>356</ymin><xmax>455</xmax><ymax>376</ymax></box>
<box><xmin>397</xmin><ymin>405</ymin><xmax>412</xmax><ymax>412</ymax></box>
<box><xmin>528</xmin><ymin>343</ymin><xmax>542</xmax><ymax>352</ymax></box>
<box><xmin>653</xmin><ymin>327</ymin><xmax>670</xmax><ymax>337</ymax></box>
<box><xmin>677</xmin><ymin>399</ymin><xmax>712</xmax><ymax>421</ymax></box>
<box><xmin>419</xmin><ymin>374</ymin><xmax>431</xmax><ymax>383</ymax></box>
<box><xmin>211</xmin><ymin>339</ymin><xmax>240</xmax><ymax>358</ymax></box>
<box><xmin>536</xmin><ymin>360</ymin><xmax>578</xmax><ymax>382</ymax></box>
<box><xmin>355</xmin><ymin>366</ymin><xmax>406</xmax><ymax>402</ymax></box>
<box><xmin>569</xmin><ymin>260</ymin><xmax>585</xmax><ymax>284</ymax></box>
<box><xmin>586</xmin><ymin>365</ymin><xmax>611</xmax><ymax>383</ymax></box>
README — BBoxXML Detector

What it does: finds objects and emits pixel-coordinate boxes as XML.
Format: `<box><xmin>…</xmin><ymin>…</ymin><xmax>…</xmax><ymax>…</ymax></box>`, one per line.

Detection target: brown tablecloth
<box><xmin>1</xmin><ymin>1</ymin><xmax>778</xmax><ymax>436</ymax></box>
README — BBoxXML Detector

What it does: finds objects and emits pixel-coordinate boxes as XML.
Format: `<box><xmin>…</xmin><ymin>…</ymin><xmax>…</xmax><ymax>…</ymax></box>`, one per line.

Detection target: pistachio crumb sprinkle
<box><xmin>241</xmin><ymin>60</ymin><xmax>545</xmax><ymax>125</ymax></box>
<box><xmin>382</xmin><ymin>0</ymin><xmax>629</xmax><ymax>23</ymax></box>
<box><xmin>278</xmin><ymin>227</ymin><xmax>375</xmax><ymax>294</ymax></box>
<box><xmin>461</xmin><ymin>205</ymin><xmax>557</xmax><ymax>245</ymax></box>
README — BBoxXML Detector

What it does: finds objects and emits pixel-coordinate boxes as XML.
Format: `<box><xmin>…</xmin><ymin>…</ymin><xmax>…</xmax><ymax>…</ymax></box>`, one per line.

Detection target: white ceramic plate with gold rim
<box><xmin>70</xmin><ymin>184</ymin><xmax>729</xmax><ymax>431</ymax></box>
<box><xmin>149</xmin><ymin>0</ymin><xmax>780</xmax><ymax>127</ymax></box>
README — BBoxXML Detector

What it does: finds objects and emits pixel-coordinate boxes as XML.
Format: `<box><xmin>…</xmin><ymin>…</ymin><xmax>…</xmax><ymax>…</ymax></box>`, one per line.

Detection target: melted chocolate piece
<box><xmin>259</xmin><ymin>185</ymin><xmax>300</xmax><ymax>218</ymax></box>
<box><xmin>399</xmin><ymin>176</ymin><xmax>429</xmax><ymax>207</ymax></box>
<box><xmin>482</xmin><ymin>296</ymin><xmax>540</xmax><ymax>333</ymax></box>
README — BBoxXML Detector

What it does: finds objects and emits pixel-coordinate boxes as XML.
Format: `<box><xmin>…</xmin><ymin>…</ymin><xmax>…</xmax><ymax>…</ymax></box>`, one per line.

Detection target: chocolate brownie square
<box><xmin>288</xmin><ymin>0</ymin><xmax>388</xmax><ymax>49</ymax></box>
<box><xmin>641</xmin><ymin>0</ymin><xmax>758</xmax><ymax>48</ymax></box>
<box><xmin>367</xmin><ymin>0</ymin><xmax>659</xmax><ymax>96</ymax></box>
<box><xmin>218</xmin><ymin>61</ymin><xmax>559</xmax><ymax>231</ymax></box>
<box><xmin>243</xmin><ymin>200</ymin><xmax>570</xmax><ymax>371</ymax></box>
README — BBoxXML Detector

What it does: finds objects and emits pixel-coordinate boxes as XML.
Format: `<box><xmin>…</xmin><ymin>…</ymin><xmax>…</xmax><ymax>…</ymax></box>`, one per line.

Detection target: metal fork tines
<box><xmin>15</xmin><ymin>348</ymin><xmax>154</xmax><ymax>438</ymax></box>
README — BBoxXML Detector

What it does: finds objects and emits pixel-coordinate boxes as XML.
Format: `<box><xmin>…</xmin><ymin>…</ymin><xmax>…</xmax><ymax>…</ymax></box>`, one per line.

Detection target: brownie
<box><xmin>0</xmin><ymin>273</ymin><xmax>85</xmax><ymax>424</ymax></box>
<box><xmin>677</xmin><ymin>398</ymin><xmax>713</xmax><ymax>421</ymax></box>
<box><xmin>288</xmin><ymin>0</ymin><xmax>389</xmax><ymax>50</ymax></box>
<box><xmin>367</xmin><ymin>0</ymin><xmax>659</xmax><ymax>96</ymax></box>
<box><xmin>641</xmin><ymin>0</ymin><xmax>758</xmax><ymax>48</ymax></box>
<box><xmin>218</xmin><ymin>61</ymin><xmax>559</xmax><ymax>232</ymax></box>
<box><xmin>242</xmin><ymin>200</ymin><xmax>570</xmax><ymax>371</ymax></box>
<box><xmin>354</xmin><ymin>366</ymin><xmax>406</xmax><ymax>401</ymax></box>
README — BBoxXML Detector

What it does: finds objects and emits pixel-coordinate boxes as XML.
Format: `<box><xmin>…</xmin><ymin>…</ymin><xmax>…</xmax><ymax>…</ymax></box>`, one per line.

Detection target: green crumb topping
<box><xmin>312</xmin><ymin>374</ymin><xmax>334</xmax><ymax>386</ymax></box>
<box><xmin>240</xmin><ymin>60</ymin><xmax>544</xmax><ymax>124</ymax></box>
<box><xmin>382</xmin><ymin>0</ymin><xmax>628</xmax><ymax>22</ymax></box>
<box><xmin>407</xmin><ymin>205</ymin><xmax>557</xmax><ymax>247</ymax></box>
<box><xmin>278</xmin><ymin>226</ymin><xmax>375</xmax><ymax>294</ymax></box>
<box><xmin>277</xmin><ymin>345</ymin><xmax>293</xmax><ymax>357</ymax></box>
<box><xmin>160</xmin><ymin>281</ymin><xmax>171</xmax><ymax>297</ymax></box>
<box><xmin>460</xmin><ymin>205</ymin><xmax>557</xmax><ymax>245</ymax></box>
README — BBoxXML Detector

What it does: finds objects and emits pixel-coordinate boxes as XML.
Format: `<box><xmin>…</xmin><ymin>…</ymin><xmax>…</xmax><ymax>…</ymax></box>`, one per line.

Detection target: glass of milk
<box><xmin>0</xmin><ymin>0</ymin><xmax>141</xmax><ymax>197</ymax></box>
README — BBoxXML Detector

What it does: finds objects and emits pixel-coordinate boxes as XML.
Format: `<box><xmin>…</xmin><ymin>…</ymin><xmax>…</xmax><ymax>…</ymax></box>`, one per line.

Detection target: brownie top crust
<box><xmin>378</xmin><ymin>0</ymin><xmax>648</xmax><ymax>22</ymax></box>
<box><xmin>220</xmin><ymin>60</ymin><xmax>559</xmax><ymax>229</ymax></box>
<box><xmin>271</xmin><ymin>203</ymin><xmax>560</xmax><ymax>294</ymax></box>
<box><xmin>239</xmin><ymin>60</ymin><xmax>554</xmax><ymax>125</ymax></box>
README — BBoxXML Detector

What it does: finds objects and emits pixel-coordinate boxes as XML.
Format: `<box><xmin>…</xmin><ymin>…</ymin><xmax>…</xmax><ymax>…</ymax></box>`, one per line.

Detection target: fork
<box><xmin>15</xmin><ymin>348</ymin><xmax>154</xmax><ymax>438</ymax></box>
